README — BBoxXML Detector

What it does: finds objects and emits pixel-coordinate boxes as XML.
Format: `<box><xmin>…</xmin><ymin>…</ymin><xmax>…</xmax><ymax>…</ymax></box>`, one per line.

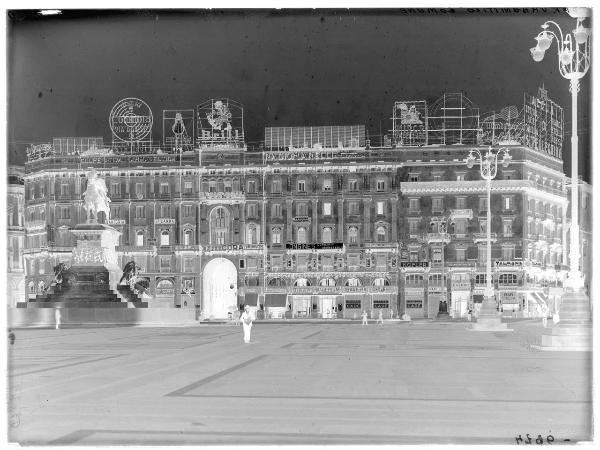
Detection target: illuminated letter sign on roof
<box><xmin>196</xmin><ymin>98</ymin><xmax>245</xmax><ymax>146</ymax></box>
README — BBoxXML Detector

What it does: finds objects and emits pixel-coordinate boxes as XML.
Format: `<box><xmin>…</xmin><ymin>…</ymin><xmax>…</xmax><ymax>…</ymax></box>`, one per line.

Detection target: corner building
<box><xmin>21</xmin><ymin>91</ymin><xmax>579</xmax><ymax>320</ymax></box>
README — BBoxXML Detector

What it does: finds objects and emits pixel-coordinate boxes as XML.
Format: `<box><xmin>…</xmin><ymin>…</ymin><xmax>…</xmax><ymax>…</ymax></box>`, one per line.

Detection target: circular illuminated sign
<box><xmin>109</xmin><ymin>98</ymin><xmax>153</xmax><ymax>142</ymax></box>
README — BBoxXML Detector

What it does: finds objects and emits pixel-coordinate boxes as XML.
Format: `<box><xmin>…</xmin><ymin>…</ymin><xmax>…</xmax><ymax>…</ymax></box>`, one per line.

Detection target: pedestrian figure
<box><xmin>467</xmin><ymin>309</ymin><xmax>472</xmax><ymax>322</ymax></box>
<box><xmin>542</xmin><ymin>315</ymin><xmax>548</xmax><ymax>328</ymax></box>
<box><xmin>8</xmin><ymin>329</ymin><xmax>15</xmax><ymax>345</ymax></box>
<box><xmin>361</xmin><ymin>310</ymin><xmax>368</xmax><ymax>325</ymax></box>
<box><xmin>553</xmin><ymin>312</ymin><xmax>560</xmax><ymax>324</ymax></box>
<box><xmin>240</xmin><ymin>305</ymin><xmax>253</xmax><ymax>343</ymax></box>
<box><xmin>390</xmin><ymin>309</ymin><xmax>394</xmax><ymax>319</ymax></box>
<box><xmin>55</xmin><ymin>308</ymin><xmax>61</xmax><ymax>330</ymax></box>
<box><xmin>377</xmin><ymin>309</ymin><xmax>384</xmax><ymax>325</ymax></box>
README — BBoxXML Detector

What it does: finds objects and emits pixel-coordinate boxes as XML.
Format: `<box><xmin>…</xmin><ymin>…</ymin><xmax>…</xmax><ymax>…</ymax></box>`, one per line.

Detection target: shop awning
<box><xmin>265</xmin><ymin>293</ymin><xmax>287</xmax><ymax>307</ymax></box>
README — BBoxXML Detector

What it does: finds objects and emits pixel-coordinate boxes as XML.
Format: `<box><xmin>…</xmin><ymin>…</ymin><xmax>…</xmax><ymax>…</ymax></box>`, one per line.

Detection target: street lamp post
<box><xmin>529</xmin><ymin>9</ymin><xmax>592</xmax><ymax>350</ymax></box>
<box><xmin>466</xmin><ymin>147</ymin><xmax>512</xmax><ymax>331</ymax></box>
<box><xmin>530</xmin><ymin>9</ymin><xmax>591</xmax><ymax>290</ymax></box>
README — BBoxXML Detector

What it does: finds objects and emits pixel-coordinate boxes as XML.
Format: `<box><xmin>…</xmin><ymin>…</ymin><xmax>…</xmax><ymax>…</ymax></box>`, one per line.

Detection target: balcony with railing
<box><xmin>450</xmin><ymin>209</ymin><xmax>474</xmax><ymax>220</ymax></box>
<box><xmin>422</xmin><ymin>233</ymin><xmax>451</xmax><ymax>244</ymax></box>
<box><xmin>473</xmin><ymin>233</ymin><xmax>497</xmax><ymax>243</ymax></box>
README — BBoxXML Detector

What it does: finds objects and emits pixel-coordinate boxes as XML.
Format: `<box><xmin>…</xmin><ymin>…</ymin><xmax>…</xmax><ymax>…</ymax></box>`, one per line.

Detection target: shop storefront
<box><xmin>404</xmin><ymin>288</ymin><xmax>425</xmax><ymax>318</ymax></box>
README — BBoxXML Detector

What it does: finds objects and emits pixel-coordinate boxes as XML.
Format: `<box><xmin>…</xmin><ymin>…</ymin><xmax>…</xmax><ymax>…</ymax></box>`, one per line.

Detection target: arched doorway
<box><xmin>203</xmin><ymin>258</ymin><xmax>238</xmax><ymax>319</ymax></box>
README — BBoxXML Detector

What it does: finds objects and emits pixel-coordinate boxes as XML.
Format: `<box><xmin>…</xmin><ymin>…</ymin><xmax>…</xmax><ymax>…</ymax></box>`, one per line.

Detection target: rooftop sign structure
<box><xmin>109</xmin><ymin>97</ymin><xmax>153</xmax><ymax>145</ymax></box>
<box><xmin>392</xmin><ymin>93</ymin><xmax>480</xmax><ymax>147</ymax></box>
<box><xmin>480</xmin><ymin>86</ymin><xmax>564</xmax><ymax>159</ymax></box>
<box><xmin>163</xmin><ymin>109</ymin><xmax>195</xmax><ymax>152</ymax></box>
<box><xmin>196</xmin><ymin>98</ymin><xmax>245</xmax><ymax>149</ymax></box>
<box><xmin>265</xmin><ymin>125</ymin><xmax>365</xmax><ymax>150</ymax></box>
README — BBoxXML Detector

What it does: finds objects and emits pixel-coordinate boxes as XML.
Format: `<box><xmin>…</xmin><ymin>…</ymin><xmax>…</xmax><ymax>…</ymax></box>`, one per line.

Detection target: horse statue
<box><xmin>83</xmin><ymin>168</ymin><xmax>110</xmax><ymax>222</ymax></box>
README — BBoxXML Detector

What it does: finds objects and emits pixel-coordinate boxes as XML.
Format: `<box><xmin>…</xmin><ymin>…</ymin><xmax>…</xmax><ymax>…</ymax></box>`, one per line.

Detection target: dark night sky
<box><xmin>7</xmin><ymin>8</ymin><xmax>592</xmax><ymax>181</ymax></box>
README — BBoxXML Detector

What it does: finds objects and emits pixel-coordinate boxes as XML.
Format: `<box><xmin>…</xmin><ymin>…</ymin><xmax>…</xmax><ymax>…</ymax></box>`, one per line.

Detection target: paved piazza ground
<box><xmin>7</xmin><ymin>319</ymin><xmax>592</xmax><ymax>445</ymax></box>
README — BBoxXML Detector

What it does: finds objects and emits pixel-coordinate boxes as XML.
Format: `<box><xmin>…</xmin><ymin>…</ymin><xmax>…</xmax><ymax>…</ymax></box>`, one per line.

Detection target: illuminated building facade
<box><xmin>19</xmin><ymin>91</ymin><xmax>584</xmax><ymax>320</ymax></box>
<box><xmin>7</xmin><ymin>166</ymin><xmax>26</xmax><ymax>308</ymax></box>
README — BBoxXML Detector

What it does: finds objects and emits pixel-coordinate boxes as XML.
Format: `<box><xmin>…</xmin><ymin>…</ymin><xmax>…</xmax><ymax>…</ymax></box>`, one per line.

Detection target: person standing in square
<box><xmin>240</xmin><ymin>305</ymin><xmax>253</xmax><ymax>343</ymax></box>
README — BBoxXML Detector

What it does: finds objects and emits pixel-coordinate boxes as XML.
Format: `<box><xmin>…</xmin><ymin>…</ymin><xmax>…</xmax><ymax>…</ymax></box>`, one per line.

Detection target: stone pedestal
<box><xmin>70</xmin><ymin>222</ymin><xmax>122</xmax><ymax>288</ymax></box>
<box><xmin>536</xmin><ymin>288</ymin><xmax>592</xmax><ymax>351</ymax></box>
<box><xmin>469</xmin><ymin>297</ymin><xmax>512</xmax><ymax>332</ymax></box>
<box><xmin>23</xmin><ymin>221</ymin><xmax>147</xmax><ymax>310</ymax></box>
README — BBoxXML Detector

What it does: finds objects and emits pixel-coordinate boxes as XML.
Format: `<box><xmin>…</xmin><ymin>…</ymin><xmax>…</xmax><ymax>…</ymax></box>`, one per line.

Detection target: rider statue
<box><xmin>83</xmin><ymin>168</ymin><xmax>110</xmax><ymax>222</ymax></box>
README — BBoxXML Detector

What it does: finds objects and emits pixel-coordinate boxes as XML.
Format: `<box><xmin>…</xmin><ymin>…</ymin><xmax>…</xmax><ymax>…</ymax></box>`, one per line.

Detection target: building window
<box><xmin>348</xmin><ymin>201</ymin><xmax>359</xmax><ymax>215</ymax></box>
<box><xmin>405</xmin><ymin>274</ymin><xmax>423</xmax><ymax>286</ymax></box>
<box><xmin>503</xmin><ymin>220</ymin><xmax>513</xmax><ymax>237</ymax></box>
<box><xmin>319</xmin><ymin>278</ymin><xmax>336</xmax><ymax>287</ymax></box>
<box><xmin>502</xmin><ymin>246</ymin><xmax>515</xmax><ymax>260</ymax></box>
<box><xmin>246</xmin><ymin>225</ymin><xmax>258</xmax><ymax>244</ymax></box>
<box><xmin>432</xmin><ymin>197</ymin><xmax>444</xmax><ymax>212</ymax></box>
<box><xmin>136</xmin><ymin>230</ymin><xmax>144</xmax><ymax>247</ymax></box>
<box><xmin>376</xmin><ymin>179</ymin><xmax>386</xmax><ymax>192</ymax></box>
<box><xmin>323</xmin><ymin>178</ymin><xmax>333</xmax><ymax>192</ymax></box>
<box><xmin>272</xmin><ymin>203</ymin><xmax>282</xmax><ymax>217</ymax></box>
<box><xmin>271</xmin><ymin>227</ymin><xmax>282</xmax><ymax>244</ymax></box>
<box><xmin>215</xmin><ymin>207</ymin><xmax>226</xmax><ymax>228</ymax></box>
<box><xmin>409</xmin><ymin>173</ymin><xmax>419</xmax><ymax>182</ymax></box>
<box><xmin>183</xmin><ymin>205</ymin><xmax>194</xmax><ymax>217</ymax></box>
<box><xmin>376</xmin><ymin>226</ymin><xmax>386</xmax><ymax>242</ymax></box>
<box><xmin>60</xmin><ymin>183</ymin><xmax>69</xmax><ymax>197</ymax></box>
<box><xmin>208</xmin><ymin>182</ymin><xmax>216</xmax><ymax>193</ymax></box>
<box><xmin>322</xmin><ymin>227</ymin><xmax>332</xmax><ymax>244</ymax></box>
<box><xmin>432</xmin><ymin>247</ymin><xmax>443</xmax><ymax>263</ymax></box>
<box><xmin>408</xmin><ymin>220</ymin><xmax>419</xmax><ymax>235</ymax></box>
<box><xmin>475</xmin><ymin>274</ymin><xmax>487</xmax><ymax>285</ymax></box>
<box><xmin>183</xmin><ymin>229</ymin><xmax>193</xmax><ymax>245</ymax></box>
<box><xmin>160</xmin><ymin>257</ymin><xmax>170</xmax><ymax>272</ymax></box>
<box><xmin>183</xmin><ymin>256</ymin><xmax>194</xmax><ymax>272</ymax></box>
<box><xmin>455</xmin><ymin>248</ymin><xmax>466</xmax><ymax>262</ymax></box>
<box><xmin>479</xmin><ymin>197</ymin><xmax>488</xmax><ymax>211</ymax></box>
<box><xmin>323</xmin><ymin>202</ymin><xmax>332</xmax><ymax>216</ymax></box>
<box><xmin>348</xmin><ymin>179</ymin><xmax>358</xmax><ymax>191</ymax></box>
<box><xmin>374</xmin><ymin>277</ymin><xmax>390</xmax><ymax>286</ymax></box>
<box><xmin>216</xmin><ymin>230</ymin><xmax>226</xmax><ymax>245</ymax></box>
<box><xmin>479</xmin><ymin>219</ymin><xmax>487</xmax><ymax>233</ymax></box>
<box><xmin>297</xmin><ymin>227</ymin><xmax>307</xmax><ymax>244</ymax></box>
<box><xmin>160</xmin><ymin>183</ymin><xmax>170</xmax><ymax>195</ymax></box>
<box><xmin>478</xmin><ymin>246</ymin><xmax>487</xmax><ymax>263</ymax></box>
<box><xmin>245</xmin><ymin>180</ymin><xmax>255</xmax><ymax>194</ymax></box>
<box><xmin>345</xmin><ymin>278</ymin><xmax>362</xmax><ymax>287</ymax></box>
<box><xmin>296</xmin><ymin>203</ymin><xmax>308</xmax><ymax>216</ymax></box>
<box><xmin>160</xmin><ymin>230</ymin><xmax>170</xmax><ymax>246</ymax></box>
<box><xmin>456</xmin><ymin>172</ymin><xmax>466</xmax><ymax>182</ymax></box>
<box><xmin>348</xmin><ymin>226</ymin><xmax>358</xmax><ymax>243</ymax></box>
<box><xmin>376</xmin><ymin>201</ymin><xmax>385</xmax><ymax>215</ymax></box>
<box><xmin>504</xmin><ymin>196</ymin><xmax>513</xmax><ymax>210</ymax></box>
<box><xmin>184</xmin><ymin>181</ymin><xmax>193</xmax><ymax>194</ymax></box>
<box><xmin>455</xmin><ymin>197</ymin><xmax>466</xmax><ymax>209</ymax></box>
<box><xmin>247</xmin><ymin>203</ymin><xmax>257</xmax><ymax>218</ymax></box>
<box><xmin>272</xmin><ymin>179</ymin><xmax>282</xmax><ymax>194</ymax></box>
<box><xmin>58</xmin><ymin>207</ymin><xmax>70</xmax><ymax>220</ymax></box>
<box><xmin>160</xmin><ymin>204</ymin><xmax>170</xmax><ymax>217</ymax></box>
<box><xmin>409</xmin><ymin>198</ymin><xmax>420</xmax><ymax>211</ymax></box>
<box><xmin>135</xmin><ymin>183</ymin><xmax>144</xmax><ymax>198</ymax></box>
<box><xmin>432</xmin><ymin>173</ymin><xmax>442</xmax><ymax>182</ymax></box>
<box><xmin>498</xmin><ymin>273</ymin><xmax>518</xmax><ymax>285</ymax></box>
<box><xmin>110</xmin><ymin>206</ymin><xmax>121</xmax><ymax>219</ymax></box>
<box><xmin>110</xmin><ymin>183</ymin><xmax>121</xmax><ymax>196</ymax></box>
<box><xmin>224</xmin><ymin>180</ymin><xmax>232</xmax><ymax>193</ymax></box>
<box><xmin>297</xmin><ymin>179</ymin><xmax>306</xmax><ymax>193</ymax></box>
<box><xmin>455</xmin><ymin>220</ymin><xmax>466</xmax><ymax>235</ymax></box>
